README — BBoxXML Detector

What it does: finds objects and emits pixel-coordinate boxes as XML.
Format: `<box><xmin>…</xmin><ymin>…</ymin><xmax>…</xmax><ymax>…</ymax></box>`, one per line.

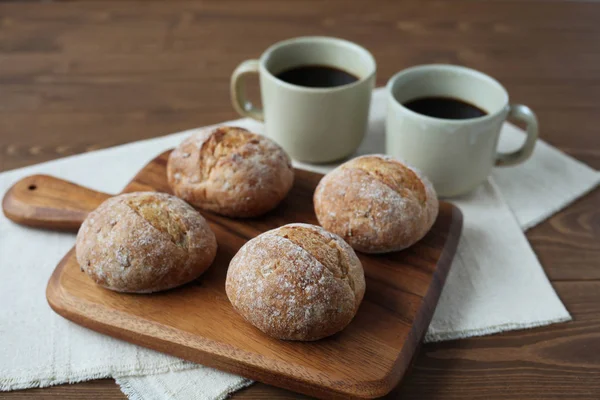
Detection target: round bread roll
<box><xmin>167</xmin><ymin>126</ymin><xmax>294</xmax><ymax>217</ymax></box>
<box><xmin>76</xmin><ymin>192</ymin><xmax>217</xmax><ymax>293</ymax></box>
<box><xmin>226</xmin><ymin>223</ymin><xmax>365</xmax><ymax>341</ymax></box>
<box><xmin>314</xmin><ymin>154</ymin><xmax>438</xmax><ymax>253</ymax></box>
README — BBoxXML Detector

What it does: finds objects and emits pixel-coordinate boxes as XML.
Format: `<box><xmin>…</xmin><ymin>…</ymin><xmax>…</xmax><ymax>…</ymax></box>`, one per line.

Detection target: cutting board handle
<box><xmin>2</xmin><ymin>175</ymin><xmax>111</xmax><ymax>232</ymax></box>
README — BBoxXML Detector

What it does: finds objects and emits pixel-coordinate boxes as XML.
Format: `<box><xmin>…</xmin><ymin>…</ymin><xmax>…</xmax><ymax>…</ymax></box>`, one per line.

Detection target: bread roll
<box><xmin>167</xmin><ymin>126</ymin><xmax>294</xmax><ymax>217</ymax></box>
<box><xmin>314</xmin><ymin>154</ymin><xmax>438</xmax><ymax>253</ymax></box>
<box><xmin>226</xmin><ymin>223</ymin><xmax>365</xmax><ymax>341</ymax></box>
<box><xmin>76</xmin><ymin>192</ymin><xmax>217</xmax><ymax>293</ymax></box>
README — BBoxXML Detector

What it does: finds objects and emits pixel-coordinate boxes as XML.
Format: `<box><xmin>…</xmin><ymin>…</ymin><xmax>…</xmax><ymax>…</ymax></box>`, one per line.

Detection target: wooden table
<box><xmin>0</xmin><ymin>1</ymin><xmax>598</xmax><ymax>399</ymax></box>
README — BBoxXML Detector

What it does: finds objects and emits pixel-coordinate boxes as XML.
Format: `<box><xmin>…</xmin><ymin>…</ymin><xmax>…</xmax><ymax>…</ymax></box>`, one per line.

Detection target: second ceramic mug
<box><xmin>231</xmin><ymin>36</ymin><xmax>376</xmax><ymax>163</ymax></box>
<box><xmin>386</xmin><ymin>64</ymin><xmax>539</xmax><ymax>197</ymax></box>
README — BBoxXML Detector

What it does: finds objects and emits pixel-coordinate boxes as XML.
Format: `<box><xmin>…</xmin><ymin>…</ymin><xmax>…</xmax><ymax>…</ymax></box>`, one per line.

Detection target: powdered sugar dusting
<box><xmin>76</xmin><ymin>192</ymin><xmax>217</xmax><ymax>293</ymax></box>
<box><xmin>225</xmin><ymin>224</ymin><xmax>365</xmax><ymax>341</ymax></box>
<box><xmin>167</xmin><ymin>127</ymin><xmax>294</xmax><ymax>217</ymax></box>
<box><xmin>367</xmin><ymin>154</ymin><xmax>437</xmax><ymax>212</ymax></box>
<box><xmin>314</xmin><ymin>154</ymin><xmax>439</xmax><ymax>253</ymax></box>
<box><xmin>191</xmin><ymin>128</ymin><xmax>217</xmax><ymax>150</ymax></box>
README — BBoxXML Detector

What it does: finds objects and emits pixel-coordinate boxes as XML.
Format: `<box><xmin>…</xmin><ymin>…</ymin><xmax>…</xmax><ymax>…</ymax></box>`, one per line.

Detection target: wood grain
<box><xmin>0</xmin><ymin>0</ymin><xmax>598</xmax><ymax>399</ymax></box>
<box><xmin>2</xmin><ymin>174</ymin><xmax>110</xmax><ymax>230</ymax></box>
<box><xmin>8</xmin><ymin>151</ymin><xmax>463</xmax><ymax>399</ymax></box>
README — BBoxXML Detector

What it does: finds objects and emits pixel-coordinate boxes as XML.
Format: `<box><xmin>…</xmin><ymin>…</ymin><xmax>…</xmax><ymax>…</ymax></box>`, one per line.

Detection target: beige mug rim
<box><xmin>259</xmin><ymin>36</ymin><xmax>377</xmax><ymax>93</ymax></box>
<box><xmin>386</xmin><ymin>64</ymin><xmax>510</xmax><ymax>125</ymax></box>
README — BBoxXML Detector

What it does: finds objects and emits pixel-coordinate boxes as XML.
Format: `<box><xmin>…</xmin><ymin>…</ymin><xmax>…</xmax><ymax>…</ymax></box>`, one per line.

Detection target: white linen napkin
<box><xmin>0</xmin><ymin>88</ymin><xmax>598</xmax><ymax>399</ymax></box>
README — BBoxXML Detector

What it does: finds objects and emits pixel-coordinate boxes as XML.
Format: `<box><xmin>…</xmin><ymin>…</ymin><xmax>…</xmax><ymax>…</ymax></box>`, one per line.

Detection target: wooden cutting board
<box><xmin>2</xmin><ymin>150</ymin><xmax>462</xmax><ymax>399</ymax></box>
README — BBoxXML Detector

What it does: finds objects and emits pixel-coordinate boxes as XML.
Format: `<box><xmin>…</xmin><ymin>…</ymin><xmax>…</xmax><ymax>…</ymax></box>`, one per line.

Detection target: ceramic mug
<box><xmin>386</xmin><ymin>64</ymin><xmax>538</xmax><ymax>197</ymax></box>
<box><xmin>231</xmin><ymin>36</ymin><xmax>376</xmax><ymax>163</ymax></box>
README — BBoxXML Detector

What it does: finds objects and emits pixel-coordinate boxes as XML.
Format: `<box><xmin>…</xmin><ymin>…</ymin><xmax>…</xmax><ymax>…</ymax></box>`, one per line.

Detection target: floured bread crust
<box><xmin>314</xmin><ymin>154</ymin><xmax>438</xmax><ymax>253</ymax></box>
<box><xmin>76</xmin><ymin>192</ymin><xmax>217</xmax><ymax>293</ymax></box>
<box><xmin>226</xmin><ymin>223</ymin><xmax>365</xmax><ymax>341</ymax></box>
<box><xmin>167</xmin><ymin>126</ymin><xmax>294</xmax><ymax>217</ymax></box>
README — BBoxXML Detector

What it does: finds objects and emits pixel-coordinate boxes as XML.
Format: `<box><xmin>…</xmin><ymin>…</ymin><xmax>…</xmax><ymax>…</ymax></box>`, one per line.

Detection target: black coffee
<box><xmin>402</xmin><ymin>96</ymin><xmax>487</xmax><ymax>120</ymax></box>
<box><xmin>276</xmin><ymin>65</ymin><xmax>359</xmax><ymax>88</ymax></box>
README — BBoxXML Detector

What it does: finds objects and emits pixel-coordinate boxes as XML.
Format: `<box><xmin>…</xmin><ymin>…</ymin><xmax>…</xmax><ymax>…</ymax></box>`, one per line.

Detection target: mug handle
<box><xmin>495</xmin><ymin>104</ymin><xmax>539</xmax><ymax>166</ymax></box>
<box><xmin>230</xmin><ymin>60</ymin><xmax>264</xmax><ymax>122</ymax></box>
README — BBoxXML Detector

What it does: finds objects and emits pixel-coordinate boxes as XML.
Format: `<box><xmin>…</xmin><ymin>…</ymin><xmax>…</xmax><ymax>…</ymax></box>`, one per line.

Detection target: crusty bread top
<box><xmin>123</xmin><ymin>194</ymin><xmax>188</xmax><ymax>246</ymax></box>
<box><xmin>274</xmin><ymin>224</ymin><xmax>362</xmax><ymax>299</ymax></box>
<box><xmin>349</xmin><ymin>155</ymin><xmax>427</xmax><ymax>204</ymax></box>
<box><xmin>226</xmin><ymin>223</ymin><xmax>365</xmax><ymax>341</ymax></box>
<box><xmin>167</xmin><ymin>126</ymin><xmax>294</xmax><ymax>217</ymax></box>
<box><xmin>313</xmin><ymin>154</ymin><xmax>438</xmax><ymax>253</ymax></box>
<box><xmin>76</xmin><ymin>192</ymin><xmax>217</xmax><ymax>293</ymax></box>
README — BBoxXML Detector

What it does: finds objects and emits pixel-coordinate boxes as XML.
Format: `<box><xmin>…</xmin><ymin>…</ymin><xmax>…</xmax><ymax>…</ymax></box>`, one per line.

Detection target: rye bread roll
<box><xmin>167</xmin><ymin>126</ymin><xmax>294</xmax><ymax>217</ymax></box>
<box><xmin>76</xmin><ymin>192</ymin><xmax>217</xmax><ymax>293</ymax></box>
<box><xmin>314</xmin><ymin>154</ymin><xmax>438</xmax><ymax>253</ymax></box>
<box><xmin>226</xmin><ymin>223</ymin><xmax>365</xmax><ymax>341</ymax></box>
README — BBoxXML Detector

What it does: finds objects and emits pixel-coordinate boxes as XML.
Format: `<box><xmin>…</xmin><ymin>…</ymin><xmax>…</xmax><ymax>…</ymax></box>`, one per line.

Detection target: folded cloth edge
<box><xmin>425</xmin><ymin>315</ymin><xmax>572</xmax><ymax>343</ymax></box>
<box><xmin>115</xmin><ymin>376</ymin><xmax>254</xmax><ymax>400</ymax></box>
<box><xmin>0</xmin><ymin>361</ymin><xmax>195</xmax><ymax>391</ymax></box>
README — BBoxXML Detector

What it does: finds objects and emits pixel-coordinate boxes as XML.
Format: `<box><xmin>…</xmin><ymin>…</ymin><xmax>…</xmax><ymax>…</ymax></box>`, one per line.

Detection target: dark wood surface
<box><xmin>0</xmin><ymin>0</ymin><xmax>598</xmax><ymax>399</ymax></box>
<box><xmin>6</xmin><ymin>154</ymin><xmax>458</xmax><ymax>399</ymax></box>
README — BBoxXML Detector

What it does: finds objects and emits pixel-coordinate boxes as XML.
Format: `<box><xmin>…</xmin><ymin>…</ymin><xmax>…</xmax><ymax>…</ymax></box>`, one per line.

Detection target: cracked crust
<box><xmin>314</xmin><ymin>155</ymin><xmax>439</xmax><ymax>253</ymax></box>
<box><xmin>76</xmin><ymin>192</ymin><xmax>217</xmax><ymax>293</ymax></box>
<box><xmin>225</xmin><ymin>223</ymin><xmax>365</xmax><ymax>341</ymax></box>
<box><xmin>167</xmin><ymin>126</ymin><xmax>294</xmax><ymax>217</ymax></box>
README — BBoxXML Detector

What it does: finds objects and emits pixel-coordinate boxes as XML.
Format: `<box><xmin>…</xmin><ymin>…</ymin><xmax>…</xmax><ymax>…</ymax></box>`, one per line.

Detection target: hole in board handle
<box><xmin>28</xmin><ymin>185</ymin><xmax>37</xmax><ymax>191</ymax></box>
